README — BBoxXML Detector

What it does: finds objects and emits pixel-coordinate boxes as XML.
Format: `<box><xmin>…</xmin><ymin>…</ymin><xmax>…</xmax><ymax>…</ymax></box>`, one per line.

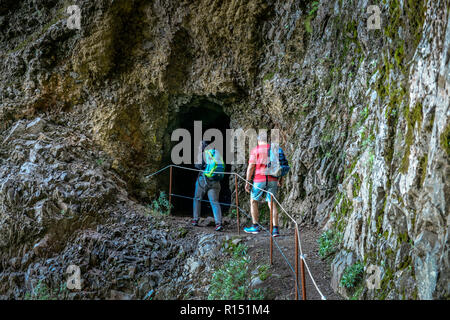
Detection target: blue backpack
<box><xmin>203</xmin><ymin>148</ymin><xmax>225</xmax><ymax>181</ymax></box>
<box><xmin>265</xmin><ymin>144</ymin><xmax>290</xmax><ymax>178</ymax></box>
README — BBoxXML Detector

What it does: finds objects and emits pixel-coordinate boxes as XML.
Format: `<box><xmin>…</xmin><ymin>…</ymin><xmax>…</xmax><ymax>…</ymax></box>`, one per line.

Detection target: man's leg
<box><xmin>250</xmin><ymin>181</ymin><xmax>265</xmax><ymax>224</ymax></box>
<box><xmin>266</xmin><ymin>181</ymin><xmax>279</xmax><ymax>225</ymax></box>
<box><xmin>244</xmin><ymin>197</ymin><xmax>260</xmax><ymax>234</ymax></box>
<box><xmin>250</xmin><ymin>197</ymin><xmax>259</xmax><ymax>224</ymax></box>
<box><xmin>268</xmin><ymin>198</ymin><xmax>279</xmax><ymax>227</ymax></box>
<box><xmin>244</xmin><ymin>182</ymin><xmax>264</xmax><ymax>234</ymax></box>
<box><xmin>266</xmin><ymin>181</ymin><xmax>280</xmax><ymax>236</ymax></box>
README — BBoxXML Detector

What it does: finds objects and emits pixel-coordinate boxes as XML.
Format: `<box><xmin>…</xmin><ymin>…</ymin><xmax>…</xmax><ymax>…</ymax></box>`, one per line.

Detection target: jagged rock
<box><xmin>203</xmin><ymin>217</ymin><xmax>216</xmax><ymax>227</ymax></box>
<box><xmin>231</xmin><ymin>238</ymin><xmax>242</xmax><ymax>246</ymax></box>
<box><xmin>2</xmin><ymin>121</ymin><xmax>26</xmax><ymax>144</ymax></box>
<box><xmin>185</xmin><ymin>258</ymin><xmax>202</xmax><ymax>276</ymax></box>
<box><xmin>32</xmin><ymin>235</ymin><xmax>50</xmax><ymax>257</ymax></box>
<box><xmin>330</xmin><ymin>251</ymin><xmax>355</xmax><ymax>298</ymax></box>
<box><xmin>25</xmin><ymin>118</ymin><xmax>46</xmax><ymax>134</ymax></box>
<box><xmin>109</xmin><ymin>290</ymin><xmax>134</xmax><ymax>300</ymax></box>
<box><xmin>250</xmin><ymin>277</ymin><xmax>263</xmax><ymax>288</ymax></box>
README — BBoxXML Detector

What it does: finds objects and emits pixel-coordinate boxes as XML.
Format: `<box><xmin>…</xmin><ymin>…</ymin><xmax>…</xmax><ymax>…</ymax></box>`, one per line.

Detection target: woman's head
<box><xmin>200</xmin><ymin>140</ymin><xmax>209</xmax><ymax>151</ymax></box>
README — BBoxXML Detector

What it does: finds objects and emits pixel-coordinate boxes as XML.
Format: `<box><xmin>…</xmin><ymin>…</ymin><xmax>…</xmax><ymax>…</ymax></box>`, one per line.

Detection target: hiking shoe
<box><xmin>215</xmin><ymin>224</ymin><xmax>224</xmax><ymax>232</ymax></box>
<box><xmin>244</xmin><ymin>224</ymin><xmax>261</xmax><ymax>234</ymax></box>
<box><xmin>192</xmin><ymin>219</ymin><xmax>199</xmax><ymax>226</ymax></box>
<box><xmin>272</xmin><ymin>226</ymin><xmax>280</xmax><ymax>237</ymax></box>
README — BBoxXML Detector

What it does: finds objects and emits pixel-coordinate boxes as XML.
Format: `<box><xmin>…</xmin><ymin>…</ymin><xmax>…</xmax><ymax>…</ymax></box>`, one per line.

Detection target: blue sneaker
<box><xmin>272</xmin><ymin>226</ymin><xmax>280</xmax><ymax>237</ymax></box>
<box><xmin>244</xmin><ymin>224</ymin><xmax>261</xmax><ymax>234</ymax></box>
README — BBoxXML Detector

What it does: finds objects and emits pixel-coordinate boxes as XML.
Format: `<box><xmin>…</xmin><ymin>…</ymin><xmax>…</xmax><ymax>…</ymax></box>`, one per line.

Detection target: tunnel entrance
<box><xmin>164</xmin><ymin>99</ymin><xmax>232</xmax><ymax>217</ymax></box>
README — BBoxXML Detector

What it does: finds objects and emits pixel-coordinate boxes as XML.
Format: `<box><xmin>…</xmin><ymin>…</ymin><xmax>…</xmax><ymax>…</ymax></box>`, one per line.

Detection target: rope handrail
<box><xmin>169</xmin><ymin>192</ymin><xmax>302</xmax><ymax>296</ymax></box>
<box><xmin>145</xmin><ymin>164</ymin><xmax>327</xmax><ymax>300</ymax></box>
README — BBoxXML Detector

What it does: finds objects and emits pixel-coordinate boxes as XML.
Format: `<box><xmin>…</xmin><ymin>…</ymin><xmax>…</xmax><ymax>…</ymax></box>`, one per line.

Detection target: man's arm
<box><xmin>245</xmin><ymin>163</ymin><xmax>256</xmax><ymax>193</ymax></box>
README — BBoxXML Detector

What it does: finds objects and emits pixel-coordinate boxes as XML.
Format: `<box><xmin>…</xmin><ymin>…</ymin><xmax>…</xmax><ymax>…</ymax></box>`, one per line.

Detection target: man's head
<box><xmin>257</xmin><ymin>132</ymin><xmax>267</xmax><ymax>145</ymax></box>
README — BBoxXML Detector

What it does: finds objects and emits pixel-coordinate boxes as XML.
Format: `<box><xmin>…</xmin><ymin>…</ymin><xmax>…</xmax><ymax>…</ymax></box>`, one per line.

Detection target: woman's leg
<box><xmin>207</xmin><ymin>182</ymin><xmax>222</xmax><ymax>225</ymax></box>
<box><xmin>193</xmin><ymin>177</ymin><xmax>206</xmax><ymax>221</ymax></box>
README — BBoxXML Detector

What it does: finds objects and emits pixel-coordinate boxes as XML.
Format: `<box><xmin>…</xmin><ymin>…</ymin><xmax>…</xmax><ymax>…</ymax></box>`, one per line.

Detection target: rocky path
<box><xmin>163</xmin><ymin>215</ymin><xmax>341</xmax><ymax>300</ymax></box>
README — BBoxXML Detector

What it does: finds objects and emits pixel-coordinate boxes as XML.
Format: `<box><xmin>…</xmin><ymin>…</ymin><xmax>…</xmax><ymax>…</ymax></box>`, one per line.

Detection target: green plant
<box><xmin>229</xmin><ymin>208</ymin><xmax>238</xmax><ymax>219</ymax></box>
<box><xmin>149</xmin><ymin>191</ymin><xmax>172</xmax><ymax>216</ymax></box>
<box><xmin>340</xmin><ymin>262</ymin><xmax>364</xmax><ymax>289</ymax></box>
<box><xmin>177</xmin><ymin>227</ymin><xmax>188</xmax><ymax>238</ymax></box>
<box><xmin>263</xmin><ymin>72</ymin><xmax>275</xmax><ymax>82</ymax></box>
<box><xmin>308</xmin><ymin>1</ymin><xmax>320</xmax><ymax>17</ymax></box>
<box><xmin>257</xmin><ymin>264</ymin><xmax>272</xmax><ymax>281</ymax></box>
<box><xmin>440</xmin><ymin>121</ymin><xmax>450</xmax><ymax>156</ymax></box>
<box><xmin>400</xmin><ymin>102</ymin><xmax>423</xmax><ymax>173</ymax></box>
<box><xmin>350</xmin><ymin>284</ymin><xmax>364</xmax><ymax>300</ymax></box>
<box><xmin>24</xmin><ymin>280</ymin><xmax>67</xmax><ymax>300</ymax></box>
<box><xmin>208</xmin><ymin>244</ymin><xmax>266</xmax><ymax>300</ymax></box>
<box><xmin>304</xmin><ymin>1</ymin><xmax>320</xmax><ymax>34</ymax></box>
<box><xmin>318</xmin><ymin>230</ymin><xmax>340</xmax><ymax>258</ymax></box>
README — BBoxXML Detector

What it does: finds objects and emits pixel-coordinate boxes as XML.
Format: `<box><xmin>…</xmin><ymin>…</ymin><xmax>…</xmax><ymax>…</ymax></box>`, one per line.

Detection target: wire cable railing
<box><xmin>145</xmin><ymin>164</ymin><xmax>327</xmax><ymax>300</ymax></box>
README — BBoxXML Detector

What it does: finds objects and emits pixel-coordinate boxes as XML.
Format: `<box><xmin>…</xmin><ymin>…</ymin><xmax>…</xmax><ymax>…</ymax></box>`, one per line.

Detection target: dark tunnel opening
<box><xmin>163</xmin><ymin>100</ymin><xmax>232</xmax><ymax>218</ymax></box>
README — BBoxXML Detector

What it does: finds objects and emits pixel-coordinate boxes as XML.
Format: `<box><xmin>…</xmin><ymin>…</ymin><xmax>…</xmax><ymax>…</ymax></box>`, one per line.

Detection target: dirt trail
<box><xmin>164</xmin><ymin>215</ymin><xmax>341</xmax><ymax>300</ymax></box>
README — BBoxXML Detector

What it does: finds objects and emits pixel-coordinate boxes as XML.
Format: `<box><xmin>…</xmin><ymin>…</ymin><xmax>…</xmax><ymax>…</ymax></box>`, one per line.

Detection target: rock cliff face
<box><xmin>0</xmin><ymin>0</ymin><xmax>448</xmax><ymax>299</ymax></box>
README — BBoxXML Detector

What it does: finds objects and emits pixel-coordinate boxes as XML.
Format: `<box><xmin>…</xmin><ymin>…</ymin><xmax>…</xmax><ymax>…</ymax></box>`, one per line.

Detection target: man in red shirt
<box><xmin>244</xmin><ymin>133</ymin><xmax>282</xmax><ymax>236</ymax></box>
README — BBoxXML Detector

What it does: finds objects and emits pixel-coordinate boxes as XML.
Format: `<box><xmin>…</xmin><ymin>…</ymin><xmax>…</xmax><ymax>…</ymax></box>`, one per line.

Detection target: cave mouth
<box><xmin>165</xmin><ymin>99</ymin><xmax>232</xmax><ymax>217</ymax></box>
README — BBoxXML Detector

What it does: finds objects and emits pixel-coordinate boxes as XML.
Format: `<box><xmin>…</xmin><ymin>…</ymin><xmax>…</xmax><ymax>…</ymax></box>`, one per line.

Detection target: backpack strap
<box><xmin>203</xmin><ymin>149</ymin><xmax>218</xmax><ymax>178</ymax></box>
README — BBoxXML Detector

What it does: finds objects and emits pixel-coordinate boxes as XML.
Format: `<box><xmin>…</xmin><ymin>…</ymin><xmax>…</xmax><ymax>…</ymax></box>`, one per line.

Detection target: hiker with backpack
<box><xmin>192</xmin><ymin>140</ymin><xmax>225</xmax><ymax>231</ymax></box>
<box><xmin>244</xmin><ymin>133</ymin><xmax>290</xmax><ymax>237</ymax></box>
